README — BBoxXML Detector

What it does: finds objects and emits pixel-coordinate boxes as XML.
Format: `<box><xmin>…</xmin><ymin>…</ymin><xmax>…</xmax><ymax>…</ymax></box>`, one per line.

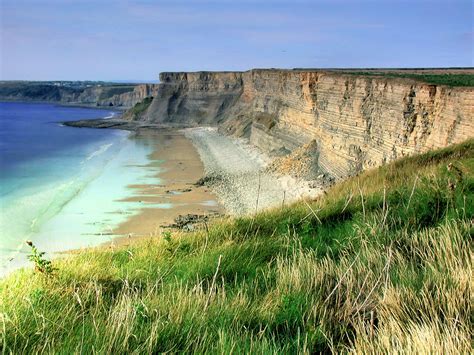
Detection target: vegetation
<box><xmin>1</xmin><ymin>140</ymin><xmax>473</xmax><ymax>353</ymax></box>
<box><xmin>126</xmin><ymin>96</ymin><xmax>154</xmax><ymax>120</ymax></box>
<box><xmin>0</xmin><ymin>84</ymin><xmax>80</xmax><ymax>101</ymax></box>
<box><xmin>343</xmin><ymin>72</ymin><xmax>474</xmax><ymax>87</ymax></box>
<box><xmin>26</xmin><ymin>241</ymin><xmax>55</xmax><ymax>275</ymax></box>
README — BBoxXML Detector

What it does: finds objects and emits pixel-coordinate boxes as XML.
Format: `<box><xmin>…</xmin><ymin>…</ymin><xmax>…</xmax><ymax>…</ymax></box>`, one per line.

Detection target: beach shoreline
<box><xmin>77</xmin><ymin>126</ymin><xmax>325</xmax><ymax>250</ymax></box>
<box><xmin>106</xmin><ymin>128</ymin><xmax>224</xmax><ymax>247</ymax></box>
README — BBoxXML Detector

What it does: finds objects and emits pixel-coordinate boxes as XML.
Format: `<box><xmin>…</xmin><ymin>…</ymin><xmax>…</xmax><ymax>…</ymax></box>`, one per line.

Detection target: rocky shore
<box><xmin>62</xmin><ymin>120</ymin><xmax>324</xmax><ymax>219</ymax></box>
<box><xmin>185</xmin><ymin>127</ymin><xmax>322</xmax><ymax>215</ymax></box>
<box><xmin>62</xmin><ymin>118</ymin><xmax>197</xmax><ymax>130</ymax></box>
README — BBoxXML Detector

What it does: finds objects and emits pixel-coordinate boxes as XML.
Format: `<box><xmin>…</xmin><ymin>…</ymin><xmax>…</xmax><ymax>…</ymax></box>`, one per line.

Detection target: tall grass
<box><xmin>1</xmin><ymin>140</ymin><xmax>473</xmax><ymax>353</ymax></box>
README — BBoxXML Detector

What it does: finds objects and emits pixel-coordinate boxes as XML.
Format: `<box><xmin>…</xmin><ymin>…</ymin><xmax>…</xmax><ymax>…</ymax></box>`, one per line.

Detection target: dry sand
<box><xmin>111</xmin><ymin>129</ymin><xmax>223</xmax><ymax>243</ymax></box>
<box><xmin>108</xmin><ymin>127</ymin><xmax>322</xmax><ymax>248</ymax></box>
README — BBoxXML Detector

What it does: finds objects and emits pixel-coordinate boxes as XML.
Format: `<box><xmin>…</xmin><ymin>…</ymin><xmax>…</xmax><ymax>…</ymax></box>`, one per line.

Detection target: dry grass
<box><xmin>0</xmin><ymin>139</ymin><xmax>473</xmax><ymax>353</ymax></box>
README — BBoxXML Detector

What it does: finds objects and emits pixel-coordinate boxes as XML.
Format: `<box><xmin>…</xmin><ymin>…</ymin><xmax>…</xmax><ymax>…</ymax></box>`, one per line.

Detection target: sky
<box><xmin>0</xmin><ymin>0</ymin><xmax>472</xmax><ymax>81</ymax></box>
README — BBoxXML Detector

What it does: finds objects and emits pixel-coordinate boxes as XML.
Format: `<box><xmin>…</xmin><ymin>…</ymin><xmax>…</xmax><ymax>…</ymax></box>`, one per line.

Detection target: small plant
<box><xmin>26</xmin><ymin>240</ymin><xmax>55</xmax><ymax>274</ymax></box>
<box><xmin>162</xmin><ymin>230</ymin><xmax>172</xmax><ymax>243</ymax></box>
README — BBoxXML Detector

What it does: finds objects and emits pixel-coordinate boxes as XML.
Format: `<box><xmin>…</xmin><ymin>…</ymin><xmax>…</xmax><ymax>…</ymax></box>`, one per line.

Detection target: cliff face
<box><xmin>230</xmin><ymin>70</ymin><xmax>474</xmax><ymax>179</ymax></box>
<box><xmin>135</xmin><ymin>72</ymin><xmax>243</xmax><ymax>124</ymax></box>
<box><xmin>137</xmin><ymin>70</ymin><xmax>473</xmax><ymax>179</ymax></box>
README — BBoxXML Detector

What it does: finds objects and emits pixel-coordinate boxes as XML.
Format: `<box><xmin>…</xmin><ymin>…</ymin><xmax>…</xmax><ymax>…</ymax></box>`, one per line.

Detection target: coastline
<box><xmin>0</xmin><ymin>102</ymin><xmax>137</xmax><ymax>277</ymax></box>
<box><xmin>108</xmin><ymin>127</ymin><xmax>324</xmax><ymax>247</ymax></box>
<box><xmin>0</xmin><ymin>103</ymin><xmax>322</xmax><ymax>265</ymax></box>
<box><xmin>66</xmin><ymin>126</ymin><xmax>324</xmax><ymax>250</ymax></box>
<box><xmin>107</xmin><ymin>129</ymin><xmax>224</xmax><ymax>246</ymax></box>
<box><xmin>0</xmin><ymin>98</ymin><xmax>129</xmax><ymax>111</ymax></box>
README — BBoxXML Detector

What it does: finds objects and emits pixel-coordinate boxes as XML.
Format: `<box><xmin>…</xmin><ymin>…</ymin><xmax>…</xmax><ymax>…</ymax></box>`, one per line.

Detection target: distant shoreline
<box><xmin>0</xmin><ymin>98</ymin><xmax>129</xmax><ymax>111</ymax></box>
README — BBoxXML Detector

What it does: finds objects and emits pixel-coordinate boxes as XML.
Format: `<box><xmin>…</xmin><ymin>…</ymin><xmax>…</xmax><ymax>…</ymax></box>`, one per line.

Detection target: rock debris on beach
<box><xmin>167</xmin><ymin>213</ymin><xmax>221</xmax><ymax>231</ymax></box>
<box><xmin>184</xmin><ymin>127</ymin><xmax>323</xmax><ymax>215</ymax></box>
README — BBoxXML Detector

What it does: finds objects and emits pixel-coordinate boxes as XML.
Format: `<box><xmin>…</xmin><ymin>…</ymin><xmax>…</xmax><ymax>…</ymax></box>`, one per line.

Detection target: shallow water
<box><xmin>0</xmin><ymin>102</ymin><xmax>161</xmax><ymax>276</ymax></box>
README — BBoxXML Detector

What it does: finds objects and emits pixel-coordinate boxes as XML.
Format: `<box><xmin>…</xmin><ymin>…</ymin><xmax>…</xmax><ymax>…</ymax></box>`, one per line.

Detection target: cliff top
<box><xmin>159</xmin><ymin>68</ymin><xmax>474</xmax><ymax>87</ymax></box>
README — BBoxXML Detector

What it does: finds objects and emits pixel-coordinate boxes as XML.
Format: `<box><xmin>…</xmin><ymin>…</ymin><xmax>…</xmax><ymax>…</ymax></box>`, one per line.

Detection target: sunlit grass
<box><xmin>1</xmin><ymin>139</ymin><xmax>473</xmax><ymax>353</ymax></box>
<box><xmin>343</xmin><ymin>72</ymin><xmax>474</xmax><ymax>87</ymax></box>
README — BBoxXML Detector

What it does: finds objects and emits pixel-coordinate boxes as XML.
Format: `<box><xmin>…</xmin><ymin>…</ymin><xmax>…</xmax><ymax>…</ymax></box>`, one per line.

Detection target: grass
<box><xmin>1</xmin><ymin>139</ymin><xmax>473</xmax><ymax>353</ymax></box>
<box><xmin>343</xmin><ymin>72</ymin><xmax>474</xmax><ymax>87</ymax></box>
<box><xmin>126</xmin><ymin>97</ymin><xmax>154</xmax><ymax>120</ymax></box>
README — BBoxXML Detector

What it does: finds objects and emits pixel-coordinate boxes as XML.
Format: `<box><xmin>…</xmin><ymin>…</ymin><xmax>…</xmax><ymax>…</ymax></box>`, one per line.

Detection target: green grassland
<box><xmin>1</xmin><ymin>140</ymin><xmax>473</xmax><ymax>353</ymax></box>
<box><xmin>125</xmin><ymin>97</ymin><xmax>154</xmax><ymax>120</ymax></box>
<box><xmin>344</xmin><ymin>72</ymin><xmax>474</xmax><ymax>87</ymax></box>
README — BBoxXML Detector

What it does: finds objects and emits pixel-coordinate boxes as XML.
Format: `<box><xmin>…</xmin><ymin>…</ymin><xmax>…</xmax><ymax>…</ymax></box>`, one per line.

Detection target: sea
<box><xmin>0</xmin><ymin>102</ymin><xmax>160</xmax><ymax>276</ymax></box>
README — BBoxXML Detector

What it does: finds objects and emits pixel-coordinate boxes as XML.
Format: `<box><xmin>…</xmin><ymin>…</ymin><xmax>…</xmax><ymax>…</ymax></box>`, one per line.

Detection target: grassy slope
<box><xmin>1</xmin><ymin>140</ymin><xmax>473</xmax><ymax>353</ymax></box>
<box><xmin>124</xmin><ymin>97</ymin><xmax>154</xmax><ymax>120</ymax></box>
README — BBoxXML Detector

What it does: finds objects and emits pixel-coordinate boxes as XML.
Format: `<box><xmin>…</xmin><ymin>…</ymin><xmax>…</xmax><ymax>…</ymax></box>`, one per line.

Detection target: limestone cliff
<box><xmin>133</xmin><ymin>72</ymin><xmax>243</xmax><ymax>124</ymax></box>
<box><xmin>135</xmin><ymin>70</ymin><xmax>473</xmax><ymax>179</ymax></box>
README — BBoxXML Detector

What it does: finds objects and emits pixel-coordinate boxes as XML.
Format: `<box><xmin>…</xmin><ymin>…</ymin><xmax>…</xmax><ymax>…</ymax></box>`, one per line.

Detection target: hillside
<box><xmin>1</xmin><ymin>139</ymin><xmax>472</xmax><ymax>353</ymax></box>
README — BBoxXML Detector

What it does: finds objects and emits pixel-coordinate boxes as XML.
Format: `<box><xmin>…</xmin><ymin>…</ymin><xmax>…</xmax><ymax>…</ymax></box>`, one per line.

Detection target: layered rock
<box><xmin>134</xmin><ymin>72</ymin><xmax>244</xmax><ymax>125</ymax></box>
<box><xmin>136</xmin><ymin>70</ymin><xmax>474</xmax><ymax>179</ymax></box>
<box><xmin>96</xmin><ymin>84</ymin><xmax>159</xmax><ymax>107</ymax></box>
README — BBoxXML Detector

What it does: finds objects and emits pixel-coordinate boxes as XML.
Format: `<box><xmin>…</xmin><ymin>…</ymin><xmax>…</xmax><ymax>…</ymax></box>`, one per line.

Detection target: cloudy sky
<box><xmin>1</xmin><ymin>0</ymin><xmax>472</xmax><ymax>81</ymax></box>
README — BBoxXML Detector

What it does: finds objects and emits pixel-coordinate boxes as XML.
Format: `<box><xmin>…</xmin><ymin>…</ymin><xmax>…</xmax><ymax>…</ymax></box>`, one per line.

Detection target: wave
<box><xmin>0</xmin><ymin>140</ymin><xmax>119</xmax><ymax>272</ymax></box>
<box><xmin>84</xmin><ymin>143</ymin><xmax>114</xmax><ymax>162</ymax></box>
<box><xmin>0</xmin><ymin>178</ymin><xmax>90</xmax><ymax>260</ymax></box>
<box><xmin>104</xmin><ymin>112</ymin><xmax>116</xmax><ymax>119</ymax></box>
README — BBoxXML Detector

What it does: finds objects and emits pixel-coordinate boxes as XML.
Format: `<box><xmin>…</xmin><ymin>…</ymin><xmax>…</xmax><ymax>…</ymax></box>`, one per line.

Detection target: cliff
<box><xmin>132</xmin><ymin>72</ymin><xmax>244</xmax><ymax>124</ymax></box>
<box><xmin>97</xmin><ymin>84</ymin><xmax>159</xmax><ymax>107</ymax></box>
<box><xmin>132</xmin><ymin>70</ymin><xmax>474</xmax><ymax>179</ymax></box>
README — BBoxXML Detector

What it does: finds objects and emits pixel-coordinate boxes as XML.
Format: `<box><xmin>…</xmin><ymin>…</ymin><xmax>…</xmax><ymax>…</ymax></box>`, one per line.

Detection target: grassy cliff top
<box><xmin>340</xmin><ymin>71</ymin><xmax>474</xmax><ymax>87</ymax></box>
<box><xmin>1</xmin><ymin>139</ymin><xmax>473</xmax><ymax>353</ymax></box>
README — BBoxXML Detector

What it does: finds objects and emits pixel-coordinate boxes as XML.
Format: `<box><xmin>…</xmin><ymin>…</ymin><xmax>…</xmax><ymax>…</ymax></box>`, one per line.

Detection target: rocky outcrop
<box><xmin>135</xmin><ymin>72</ymin><xmax>244</xmax><ymax>124</ymax></box>
<box><xmin>97</xmin><ymin>84</ymin><xmax>159</xmax><ymax>107</ymax></box>
<box><xmin>134</xmin><ymin>70</ymin><xmax>473</xmax><ymax>179</ymax></box>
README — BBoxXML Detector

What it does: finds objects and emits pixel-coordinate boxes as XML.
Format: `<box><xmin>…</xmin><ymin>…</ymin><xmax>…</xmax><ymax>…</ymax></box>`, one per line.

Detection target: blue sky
<box><xmin>1</xmin><ymin>0</ymin><xmax>472</xmax><ymax>81</ymax></box>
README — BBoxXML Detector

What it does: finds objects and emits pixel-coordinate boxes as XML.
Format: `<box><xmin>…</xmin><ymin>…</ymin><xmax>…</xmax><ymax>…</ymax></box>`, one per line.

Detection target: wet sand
<box><xmin>111</xmin><ymin>129</ymin><xmax>223</xmax><ymax>243</ymax></box>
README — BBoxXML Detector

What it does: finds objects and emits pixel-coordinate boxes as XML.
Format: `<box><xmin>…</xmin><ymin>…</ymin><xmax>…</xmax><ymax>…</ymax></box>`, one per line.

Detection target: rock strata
<box><xmin>133</xmin><ymin>70</ymin><xmax>474</xmax><ymax>180</ymax></box>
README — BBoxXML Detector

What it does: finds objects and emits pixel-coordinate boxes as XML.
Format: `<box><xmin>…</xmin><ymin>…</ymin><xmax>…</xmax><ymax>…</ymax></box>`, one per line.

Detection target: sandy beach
<box><xmin>104</xmin><ymin>126</ymin><xmax>323</xmax><ymax>248</ymax></box>
<box><xmin>110</xmin><ymin>127</ymin><xmax>325</xmax><ymax>240</ymax></box>
<box><xmin>111</xmin><ymin>129</ymin><xmax>223</xmax><ymax>242</ymax></box>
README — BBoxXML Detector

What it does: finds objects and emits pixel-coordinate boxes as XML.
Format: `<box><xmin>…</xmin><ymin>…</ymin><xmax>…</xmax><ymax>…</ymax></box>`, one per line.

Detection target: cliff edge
<box><xmin>129</xmin><ymin>69</ymin><xmax>474</xmax><ymax>179</ymax></box>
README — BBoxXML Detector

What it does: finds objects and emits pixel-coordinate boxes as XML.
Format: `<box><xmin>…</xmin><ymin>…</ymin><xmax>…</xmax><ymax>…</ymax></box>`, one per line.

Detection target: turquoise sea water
<box><xmin>0</xmin><ymin>102</ymin><xmax>161</xmax><ymax>276</ymax></box>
